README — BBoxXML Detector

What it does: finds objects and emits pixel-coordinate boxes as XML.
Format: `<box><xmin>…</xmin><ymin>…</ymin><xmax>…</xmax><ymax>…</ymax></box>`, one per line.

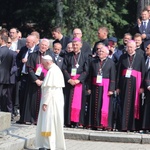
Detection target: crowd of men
<box><xmin>1</xmin><ymin>6</ymin><xmax>150</xmax><ymax>133</ymax></box>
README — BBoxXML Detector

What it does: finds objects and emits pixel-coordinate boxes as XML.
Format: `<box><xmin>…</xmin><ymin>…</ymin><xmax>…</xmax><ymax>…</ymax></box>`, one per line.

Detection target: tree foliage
<box><xmin>0</xmin><ymin>0</ymin><xmax>139</xmax><ymax>44</ymax></box>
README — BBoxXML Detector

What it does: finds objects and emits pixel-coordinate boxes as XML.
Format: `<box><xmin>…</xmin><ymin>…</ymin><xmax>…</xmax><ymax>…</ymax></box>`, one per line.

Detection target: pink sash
<box><xmin>70</xmin><ymin>74</ymin><xmax>82</xmax><ymax>122</ymax></box>
<box><xmin>92</xmin><ymin>77</ymin><xmax>110</xmax><ymax>127</ymax></box>
<box><xmin>122</xmin><ymin>69</ymin><xmax>141</xmax><ymax>119</ymax></box>
<box><xmin>35</xmin><ymin>64</ymin><xmax>47</xmax><ymax>77</ymax></box>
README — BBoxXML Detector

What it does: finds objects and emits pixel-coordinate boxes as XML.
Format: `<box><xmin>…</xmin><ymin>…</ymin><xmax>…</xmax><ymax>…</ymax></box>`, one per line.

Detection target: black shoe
<box><xmin>16</xmin><ymin>120</ymin><xmax>25</xmax><ymax>124</ymax></box>
<box><xmin>91</xmin><ymin>127</ymin><xmax>98</xmax><ymax>130</ymax></box>
<box><xmin>39</xmin><ymin>148</ymin><xmax>50</xmax><ymax>150</ymax></box>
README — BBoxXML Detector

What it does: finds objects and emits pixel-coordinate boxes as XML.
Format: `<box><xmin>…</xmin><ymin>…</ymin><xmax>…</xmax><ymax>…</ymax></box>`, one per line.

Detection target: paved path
<box><xmin>24</xmin><ymin>139</ymin><xmax>150</xmax><ymax>150</ymax></box>
<box><xmin>1</xmin><ymin>122</ymin><xmax>150</xmax><ymax>150</ymax></box>
<box><xmin>65</xmin><ymin>139</ymin><xmax>150</xmax><ymax>150</ymax></box>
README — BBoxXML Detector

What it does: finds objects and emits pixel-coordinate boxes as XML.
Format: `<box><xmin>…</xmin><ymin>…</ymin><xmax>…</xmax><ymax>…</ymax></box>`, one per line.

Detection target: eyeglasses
<box><xmin>96</xmin><ymin>48</ymin><xmax>102</xmax><ymax>50</ymax></box>
<box><xmin>73</xmin><ymin>33</ymin><xmax>81</xmax><ymax>35</ymax></box>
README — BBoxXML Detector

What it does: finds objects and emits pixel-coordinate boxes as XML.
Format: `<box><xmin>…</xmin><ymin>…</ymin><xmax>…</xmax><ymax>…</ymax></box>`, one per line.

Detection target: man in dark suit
<box><xmin>118</xmin><ymin>33</ymin><xmax>132</xmax><ymax>54</ymax></box>
<box><xmin>92</xmin><ymin>26</ymin><xmax>109</xmax><ymax>55</ymax></box>
<box><xmin>138</xmin><ymin>9</ymin><xmax>150</xmax><ymax>50</ymax></box>
<box><xmin>9</xmin><ymin>28</ymin><xmax>26</xmax><ymax>53</ymax></box>
<box><xmin>72</xmin><ymin>28</ymin><xmax>92</xmax><ymax>56</ymax></box>
<box><xmin>9</xmin><ymin>27</ymin><xmax>26</xmax><ymax>116</ymax></box>
<box><xmin>108</xmin><ymin>37</ymin><xmax>122</xmax><ymax>64</ymax></box>
<box><xmin>52</xmin><ymin>42</ymin><xmax>64</xmax><ymax>70</ymax></box>
<box><xmin>0</xmin><ymin>35</ymin><xmax>14</xmax><ymax>115</ymax></box>
<box><xmin>51</xmin><ymin>26</ymin><xmax>71</xmax><ymax>57</ymax></box>
<box><xmin>16</xmin><ymin>35</ymin><xmax>39</xmax><ymax>124</ymax></box>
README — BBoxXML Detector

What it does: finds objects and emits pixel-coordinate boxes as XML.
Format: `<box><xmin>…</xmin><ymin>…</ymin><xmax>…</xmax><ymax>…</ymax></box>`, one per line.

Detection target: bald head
<box><xmin>73</xmin><ymin>28</ymin><xmax>82</xmax><ymax>39</ymax></box>
<box><xmin>26</xmin><ymin>35</ymin><xmax>36</xmax><ymax>48</ymax></box>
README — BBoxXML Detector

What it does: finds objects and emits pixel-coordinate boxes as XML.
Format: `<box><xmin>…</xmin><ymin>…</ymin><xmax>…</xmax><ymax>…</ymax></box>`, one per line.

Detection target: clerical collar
<box><xmin>128</xmin><ymin>52</ymin><xmax>136</xmax><ymax>56</ymax></box>
<box><xmin>100</xmin><ymin>57</ymin><xmax>107</xmax><ymax>61</ymax></box>
<box><xmin>39</xmin><ymin>50</ymin><xmax>45</xmax><ymax>55</ymax></box>
<box><xmin>74</xmin><ymin>51</ymin><xmax>80</xmax><ymax>55</ymax></box>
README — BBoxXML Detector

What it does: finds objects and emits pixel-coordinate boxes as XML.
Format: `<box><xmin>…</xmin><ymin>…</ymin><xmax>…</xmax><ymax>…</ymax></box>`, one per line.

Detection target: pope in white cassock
<box><xmin>35</xmin><ymin>55</ymin><xmax>66</xmax><ymax>150</ymax></box>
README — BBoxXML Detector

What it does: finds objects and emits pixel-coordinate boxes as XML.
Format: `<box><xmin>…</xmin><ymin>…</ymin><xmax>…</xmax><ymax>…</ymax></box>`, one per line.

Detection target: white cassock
<box><xmin>35</xmin><ymin>63</ymin><xmax>66</xmax><ymax>150</ymax></box>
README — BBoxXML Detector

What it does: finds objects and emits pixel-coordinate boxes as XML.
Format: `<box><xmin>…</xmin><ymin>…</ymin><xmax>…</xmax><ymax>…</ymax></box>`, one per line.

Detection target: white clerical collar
<box><xmin>100</xmin><ymin>57</ymin><xmax>107</xmax><ymax>61</ymax></box>
<box><xmin>128</xmin><ymin>52</ymin><xmax>136</xmax><ymax>56</ymax></box>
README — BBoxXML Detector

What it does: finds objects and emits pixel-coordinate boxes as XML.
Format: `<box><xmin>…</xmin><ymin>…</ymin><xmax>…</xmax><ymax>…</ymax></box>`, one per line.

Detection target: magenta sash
<box><xmin>70</xmin><ymin>74</ymin><xmax>82</xmax><ymax>122</ymax></box>
<box><xmin>35</xmin><ymin>64</ymin><xmax>47</xmax><ymax>77</ymax></box>
<box><xmin>122</xmin><ymin>69</ymin><xmax>141</xmax><ymax>119</ymax></box>
<box><xmin>92</xmin><ymin>77</ymin><xmax>110</xmax><ymax>127</ymax></box>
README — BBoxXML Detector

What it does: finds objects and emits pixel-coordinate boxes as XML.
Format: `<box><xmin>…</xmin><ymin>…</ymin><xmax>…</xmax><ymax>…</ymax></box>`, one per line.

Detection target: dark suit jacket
<box><xmin>81</xmin><ymin>41</ymin><xmax>92</xmax><ymax>55</ymax></box>
<box><xmin>10</xmin><ymin>51</ymin><xmax>18</xmax><ymax>84</ymax></box>
<box><xmin>55</xmin><ymin>56</ymin><xmax>64</xmax><ymax>70</ymax></box>
<box><xmin>111</xmin><ymin>48</ymin><xmax>123</xmax><ymax>64</ymax></box>
<box><xmin>51</xmin><ymin>51</ymin><xmax>64</xmax><ymax>70</ymax></box>
<box><xmin>53</xmin><ymin>36</ymin><xmax>71</xmax><ymax>58</ymax></box>
<box><xmin>0</xmin><ymin>46</ymin><xmax>14</xmax><ymax>84</ymax></box>
<box><xmin>92</xmin><ymin>38</ymin><xmax>109</xmax><ymax>54</ymax></box>
<box><xmin>16</xmin><ymin>45</ymin><xmax>39</xmax><ymax>80</ymax></box>
<box><xmin>138</xmin><ymin>20</ymin><xmax>150</xmax><ymax>50</ymax></box>
<box><xmin>17</xmin><ymin>39</ymin><xmax>26</xmax><ymax>50</ymax></box>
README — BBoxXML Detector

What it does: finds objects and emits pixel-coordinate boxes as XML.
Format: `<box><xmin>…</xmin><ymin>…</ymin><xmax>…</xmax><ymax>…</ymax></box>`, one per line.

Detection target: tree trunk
<box><xmin>56</xmin><ymin>0</ymin><xmax>63</xmax><ymax>27</ymax></box>
<box><xmin>137</xmin><ymin>0</ymin><xmax>150</xmax><ymax>17</ymax></box>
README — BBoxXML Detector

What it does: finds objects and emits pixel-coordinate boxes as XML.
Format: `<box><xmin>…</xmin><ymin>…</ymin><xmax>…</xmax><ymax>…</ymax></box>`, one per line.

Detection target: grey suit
<box><xmin>139</xmin><ymin>20</ymin><xmax>150</xmax><ymax>50</ymax></box>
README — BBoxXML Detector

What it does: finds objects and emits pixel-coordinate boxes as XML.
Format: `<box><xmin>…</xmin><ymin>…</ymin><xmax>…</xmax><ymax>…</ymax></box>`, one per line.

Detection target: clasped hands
<box><xmin>68</xmin><ymin>79</ymin><xmax>80</xmax><ymax>86</ymax></box>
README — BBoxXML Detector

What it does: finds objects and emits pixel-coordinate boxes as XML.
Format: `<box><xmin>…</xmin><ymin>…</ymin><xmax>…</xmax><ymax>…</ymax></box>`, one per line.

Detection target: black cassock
<box><xmin>62</xmin><ymin>51</ymin><xmax>89</xmax><ymax>126</ymax></box>
<box><xmin>88</xmin><ymin>57</ymin><xmax>116</xmax><ymax>129</ymax></box>
<box><xmin>23</xmin><ymin>50</ymin><xmax>52</xmax><ymax>124</ymax></box>
<box><xmin>117</xmin><ymin>53</ymin><xmax>145</xmax><ymax>131</ymax></box>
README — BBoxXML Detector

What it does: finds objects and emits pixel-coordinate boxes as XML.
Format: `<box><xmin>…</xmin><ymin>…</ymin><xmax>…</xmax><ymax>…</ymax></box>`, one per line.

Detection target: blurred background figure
<box><xmin>66</xmin><ymin>42</ymin><xmax>73</xmax><ymax>53</ymax></box>
<box><xmin>108</xmin><ymin>37</ymin><xmax>122</xmax><ymax>64</ymax></box>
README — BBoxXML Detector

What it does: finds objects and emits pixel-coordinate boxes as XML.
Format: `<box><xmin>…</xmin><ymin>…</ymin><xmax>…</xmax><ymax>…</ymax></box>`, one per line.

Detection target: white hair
<box><xmin>40</xmin><ymin>38</ymin><xmax>50</xmax><ymax>47</ymax></box>
<box><xmin>42</xmin><ymin>55</ymin><xmax>53</xmax><ymax>62</ymax></box>
<box><xmin>101</xmin><ymin>46</ymin><xmax>109</xmax><ymax>54</ymax></box>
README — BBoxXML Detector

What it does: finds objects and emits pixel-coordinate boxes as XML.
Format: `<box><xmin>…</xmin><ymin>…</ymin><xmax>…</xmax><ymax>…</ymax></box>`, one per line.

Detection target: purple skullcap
<box><xmin>127</xmin><ymin>40</ymin><xmax>136</xmax><ymax>47</ymax></box>
<box><xmin>72</xmin><ymin>37</ymin><xmax>81</xmax><ymax>42</ymax></box>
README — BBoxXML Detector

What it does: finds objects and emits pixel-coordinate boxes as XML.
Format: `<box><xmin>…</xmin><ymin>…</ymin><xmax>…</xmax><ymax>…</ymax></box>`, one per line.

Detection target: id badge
<box><xmin>35</xmin><ymin>66</ymin><xmax>42</xmax><ymax>76</ymax></box>
<box><xmin>71</xmin><ymin>68</ymin><xmax>77</xmax><ymax>76</ymax></box>
<box><xmin>125</xmin><ymin>68</ymin><xmax>132</xmax><ymax>78</ymax></box>
<box><xmin>96</xmin><ymin>75</ymin><xmax>102</xmax><ymax>83</ymax></box>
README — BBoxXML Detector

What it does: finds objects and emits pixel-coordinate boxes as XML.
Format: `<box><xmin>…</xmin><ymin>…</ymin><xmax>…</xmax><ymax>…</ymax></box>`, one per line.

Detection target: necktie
<box><xmin>28</xmin><ymin>49</ymin><xmax>32</xmax><ymax>54</ymax></box>
<box><xmin>55</xmin><ymin>55</ymin><xmax>58</xmax><ymax>61</ymax></box>
<box><xmin>146</xmin><ymin>58</ymin><xmax>150</xmax><ymax>69</ymax></box>
<box><xmin>143</xmin><ymin>22</ymin><xmax>147</xmax><ymax>32</ymax></box>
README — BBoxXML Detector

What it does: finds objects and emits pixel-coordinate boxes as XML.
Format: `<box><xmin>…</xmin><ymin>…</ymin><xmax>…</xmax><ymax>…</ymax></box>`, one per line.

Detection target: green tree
<box><xmin>62</xmin><ymin>0</ymin><xmax>131</xmax><ymax>45</ymax></box>
<box><xmin>0</xmin><ymin>0</ymin><xmax>139</xmax><ymax>43</ymax></box>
